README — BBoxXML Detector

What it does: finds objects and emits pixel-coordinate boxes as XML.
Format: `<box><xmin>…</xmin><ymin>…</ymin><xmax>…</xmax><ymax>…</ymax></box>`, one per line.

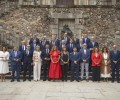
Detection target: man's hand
<box><xmin>113</xmin><ymin>61</ymin><xmax>117</xmax><ymax>64</ymax></box>
<box><xmin>83</xmin><ymin>60</ymin><xmax>86</xmax><ymax>63</ymax></box>
<box><xmin>74</xmin><ymin>61</ymin><xmax>77</xmax><ymax>64</ymax></box>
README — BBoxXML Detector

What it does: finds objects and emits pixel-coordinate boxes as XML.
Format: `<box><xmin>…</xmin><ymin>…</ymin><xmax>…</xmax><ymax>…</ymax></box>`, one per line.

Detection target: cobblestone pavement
<box><xmin>0</xmin><ymin>80</ymin><xmax>120</xmax><ymax>100</ymax></box>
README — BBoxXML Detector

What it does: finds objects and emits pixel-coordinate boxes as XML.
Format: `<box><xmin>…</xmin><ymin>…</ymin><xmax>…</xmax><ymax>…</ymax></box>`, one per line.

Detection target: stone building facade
<box><xmin>0</xmin><ymin>0</ymin><xmax>120</xmax><ymax>49</ymax></box>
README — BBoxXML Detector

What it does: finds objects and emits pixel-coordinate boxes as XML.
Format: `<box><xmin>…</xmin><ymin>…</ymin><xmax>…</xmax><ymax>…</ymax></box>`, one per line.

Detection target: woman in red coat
<box><xmin>91</xmin><ymin>47</ymin><xmax>102</xmax><ymax>82</ymax></box>
<box><xmin>48</xmin><ymin>45</ymin><xmax>62</xmax><ymax>81</ymax></box>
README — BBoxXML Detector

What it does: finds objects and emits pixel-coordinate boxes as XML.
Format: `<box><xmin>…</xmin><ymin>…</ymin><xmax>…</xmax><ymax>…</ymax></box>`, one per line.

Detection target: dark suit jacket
<box><xmin>67</xmin><ymin>43</ymin><xmax>76</xmax><ymax>54</ymax></box>
<box><xmin>22</xmin><ymin>50</ymin><xmax>33</xmax><ymax>64</ymax></box>
<box><xmin>79</xmin><ymin>49</ymin><xmax>90</xmax><ymax>63</ymax></box>
<box><xmin>41</xmin><ymin>49</ymin><xmax>51</xmax><ymax>65</ymax></box>
<box><xmin>88</xmin><ymin>42</ymin><xmax>99</xmax><ymax>49</ymax></box>
<box><xmin>83</xmin><ymin>38</ymin><xmax>91</xmax><ymax>47</ymax></box>
<box><xmin>30</xmin><ymin>43</ymin><xmax>37</xmax><ymax>52</ymax></box>
<box><xmin>51</xmin><ymin>39</ymin><xmax>60</xmax><ymax>47</ymax></box>
<box><xmin>73</xmin><ymin>38</ymin><xmax>79</xmax><ymax>45</ymax></box>
<box><xmin>110</xmin><ymin>50</ymin><xmax>120</xmax><ymax>66</ymax></box>
<box><xmin>58</xmin><ymin>44</ymin><xmax>66</xmax><ymax>51</ymax></box>
<box><xmin>70</xmin><ymin>52</ymin><xmax>80</xmax><ymax>66</ymax></box>
<box><xmin>19</xmin><ymin>45</ymin><xmax>26</xmax><ymax>53</ymax></box>
<box><xmin>61</xmin><ymin>37</ymin><xmax>70</xmax><ymax>45</ymax></box>
<box><xmin>29</xmin><ymin>38</ymin><xmax>40</xmax><ymax>45</ymax></box>
<box><xmin>10</xmin><ymin>51</ymin><xmax>22</xmax><ymax>66</ymax></box>
<box><xmin>41</xmin><ymin>40</ymin><xmax>49</xmax><ymax>50</ymax></box>
<box><xmin>76</xmin><ymin>44</ymin><xmax>83</xmax><ymax>52</ymax></box>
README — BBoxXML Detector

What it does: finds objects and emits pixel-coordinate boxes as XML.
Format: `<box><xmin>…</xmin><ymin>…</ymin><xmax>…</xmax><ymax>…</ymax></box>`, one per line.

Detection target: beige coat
<box><xmin>101</xmin><ymin>53</ymin><xmax>111</xmax><ymax>74</ymax></box>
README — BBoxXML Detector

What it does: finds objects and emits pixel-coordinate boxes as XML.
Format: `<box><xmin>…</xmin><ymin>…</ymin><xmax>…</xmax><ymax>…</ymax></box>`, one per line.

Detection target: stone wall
<box><xmin>0</xmin><ymin>7</ymin><xmax>120</xmax><ymax>49</ymax></box>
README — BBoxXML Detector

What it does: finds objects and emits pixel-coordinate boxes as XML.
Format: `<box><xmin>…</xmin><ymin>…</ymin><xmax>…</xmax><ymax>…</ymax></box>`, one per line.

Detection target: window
<box><xmin>56</xmin><ymin>0</ymin><xmax>74</xmax><ymax>6</ymax></box>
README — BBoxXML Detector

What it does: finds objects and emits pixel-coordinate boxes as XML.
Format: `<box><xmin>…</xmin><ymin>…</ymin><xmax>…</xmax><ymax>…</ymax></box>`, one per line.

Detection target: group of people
<box><xmin>0</xmin><ymin>33</ymin><xmax>120</xmax><ymax>83</ymax></box>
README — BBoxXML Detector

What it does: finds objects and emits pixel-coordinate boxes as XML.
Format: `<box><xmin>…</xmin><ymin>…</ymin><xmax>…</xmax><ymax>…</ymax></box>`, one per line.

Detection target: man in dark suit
<box><xmin>51</xmin><ymin>34</ymin><xmax>60</xmax><ymax>47</ymax></box>
<box><xmin>41</xmin><ymin>44</ymin><xmax>51</xmax><ymax>81</ymax></box>
<box><xmin>70</xmin><ymin>47</ymin><xmax>80</xmax><ymax>82</ymax></box>
<box><xmin>41</xmin><ymin>36</ymin><xmax>49</xmax><ymax>50</ymax></box>
<box><xmin>22</xmin><ymin>45</ymin><xmax>33</xmax><ymax>81</ymax></box>
<box><xmin>29</xmin><ymin>34</ymin><xmax>40</xmax><ymax>45</ymax></box>
<box><xmin>67</xmin><ymin>39</ymin><xmax>76</xmax><ymax>54</ymax></box>
<box><xmin>72</xmin><ymin>34</ymin><xmax>79</xmax><ymax>45</ymax></box>
<box><xmin>80</xmin><ymin>43</ymin><xmax>90</xmax><ymax>81</ymax></box>
<box><xmin>19</xmin><ymin>40</ymin><xmax>26</xmax><ymax>52</ymax></box>
<box><xmin>19</xmin><ymin>40</ymin><xmax>27</xmax><ymax>72</ymax></box>
<box><xmin>76</xmin><ymin>39</ymin><xmax>83</xmax><ymax>52</ymax></box>
<box><xmin>110</xmin><ymin>45</ymin><xmax>120</xmax><ymax>83</ymax></box>
<box><xmin>30</xmin><ymin>39</ymin><xmax>37</xmax><ymax>52</ymax></box>
<box><xmin>83</xmin><ymin>33</ymin><xmax>91</xmax><ymax>48</ymax></box>
<box><xmin>61</xmin><ymin>33</ymin><xmax>70</xmax><ymax>45</ymax></box>
<box><xmin>88</xmin><ymin>36</ymin><xmax>99</xmax><ymax>50</ymax></box>
<box><xmin>59</xmin><ymin>40</ymin><xmax>66</xmax><ymax>51</ymax></box>
<box><xmin>10</xmin><ymin>47</ymin><xmax>22</xmax><ymax>82</ymax></box>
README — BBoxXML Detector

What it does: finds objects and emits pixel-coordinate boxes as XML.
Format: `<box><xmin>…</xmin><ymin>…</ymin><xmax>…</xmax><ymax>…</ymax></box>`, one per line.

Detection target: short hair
<box><xmin>62</xmin><ymin>46</ymin><xmax>67</xmax><ymax>52</ymax></box>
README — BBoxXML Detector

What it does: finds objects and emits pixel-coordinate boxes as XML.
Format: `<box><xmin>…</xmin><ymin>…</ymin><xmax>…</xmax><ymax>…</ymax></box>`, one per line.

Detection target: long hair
<box><xmin>1</xmin><ymin>46</ymin><xmax>7</xmax><ymax>51</ymax></box>
<box><xmin>102</xmin><ymin>47</ymin><xmax>108</xmax><ymax>53</ymax></box>
<box><xmin>51</xmin><ymin>45</ymin><xmax>58</xmax><ymax>52</ymax></box>
<box><xmin>92</xmin><ymin>46</ymin><xmax>99</xmax><ymax>53</ymax></box>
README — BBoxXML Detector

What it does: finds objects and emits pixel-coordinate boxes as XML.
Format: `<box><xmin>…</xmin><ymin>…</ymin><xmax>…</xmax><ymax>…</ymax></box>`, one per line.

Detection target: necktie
<box><xmin>46</xmin><ymin>49</ymin><xmax>48</xmax><ymax>54</ymax></box>
<box><xmin>15</xmin><ymin>51</ymin><xmax>17</xmax><ymax>57</ymax></box>
<box><xmin>47</xmin><ymin>49</ymin><xmax>49</xmax><ymax>54</ymax></box>
<box><xmin>74</xmin><ymin>52</ymin><xmax>76</xmax><ymax>55</ymax></box>
<box><xmin>22</xmin><ymin>45</ymin><xmax>24</xmax><ymax>50</ymax></box>
<box><xmin>92</xmin><ymin>42</ymin><xmax>94</xmax><ymax>47</ymax></box>
<box><xmin>114</xmin><ymin>50</ymin><xmax>117</xmax><ymax>54</ymax></box>
<box><xmin>85</xmin><ymin>38</ymin><xmax>87</xmax><ymax>43</ymax></box>
<box><xmin>27</xmin><ymin>51</ymin><xmax>29</xmax><ymax>55</ymax></box>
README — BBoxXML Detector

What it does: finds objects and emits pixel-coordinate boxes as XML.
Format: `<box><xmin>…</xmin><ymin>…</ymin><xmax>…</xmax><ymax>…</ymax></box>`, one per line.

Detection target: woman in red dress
<box><xmin>91</xmin><ymin>47</ymin><xmax>102</xmax><ymax>82</ymax></box>
<box><xmin>48</xmin><ymin>45</ymin><xmax>62</xmax><ymax>80</ymax></box>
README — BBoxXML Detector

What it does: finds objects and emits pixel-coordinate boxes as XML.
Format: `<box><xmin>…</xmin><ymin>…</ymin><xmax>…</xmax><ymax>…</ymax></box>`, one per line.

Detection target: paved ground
<box><xmin>0</xmin><ymin>80</ymin><xmax>120</xmax><ymax>100</ymax></box>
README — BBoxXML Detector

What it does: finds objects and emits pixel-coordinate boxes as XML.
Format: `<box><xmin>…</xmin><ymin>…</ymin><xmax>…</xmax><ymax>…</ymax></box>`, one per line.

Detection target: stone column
<box><xmin>18</xmin><ymin>0</ymin><xmax>23</xmax><ymax>5</ymax></box>
<box><xmin>112</xmin><ymin>0</ymin><xmax>116</xmax><ymax>5</ymax></box>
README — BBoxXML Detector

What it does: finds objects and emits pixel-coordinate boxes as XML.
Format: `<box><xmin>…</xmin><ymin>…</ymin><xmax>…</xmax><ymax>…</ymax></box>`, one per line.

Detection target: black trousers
<box><xmin>92</xmin><ymin>66</ymin><xmax>100</xmax><ymax>81</ymax></box>
<box><xmin>23</xmin><ymin>62</ymin><xmax>32</xmax><ymax>80</ymax></box>
<box><xmin>111</xmin><ymin>65</ymin><xmax>120</xmax><ymax>81</ymax></box>
<box><xmin>43</xmin><ymin>62</ymin><xmax>50</xmax><ymax>80</ymax></box>
<box><xmin>62</xmin><ymin>64</ymin><xmax>68</xmax><ymax>80</ymax></box>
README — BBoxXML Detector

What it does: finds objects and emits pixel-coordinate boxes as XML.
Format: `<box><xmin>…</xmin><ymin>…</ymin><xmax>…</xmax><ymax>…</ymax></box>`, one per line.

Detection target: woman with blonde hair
<box><xmin>33</xmin><ymin>45</ymin><xmax>42</xmax><ymax>81</ymax></box>
<box><xmin>48</xmin><ymin>45</ymin><xmax>62</xmax><ymax>81</ymax></box>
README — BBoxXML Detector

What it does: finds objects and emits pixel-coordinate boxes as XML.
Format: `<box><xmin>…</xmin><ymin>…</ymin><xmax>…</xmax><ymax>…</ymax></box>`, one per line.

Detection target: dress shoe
<box><xmin>65</xmin><ymin>80</ymin><xmax>67</xmax><ymax>82</ymax></box>
<box><xmin>111</xmin><ymin>80</ymin><xmax>114</xmax><ymax>83</ymax></box>
<box><xmin>117</xmin><ymin>81</ymin><xmax>120</xmax><ymax>83</ymax></box>
<box><xmin>23</xmin><ymin>79</ymin><xmax>26</xmax><ymax>82</ymax></box>
<box><xmin>70</xmin><ymin>80</ymin><xmax>74</xmax><ymax>82</ymax></box>
<box><xmin>81</xmin><ymin>79</ymin><xmax>83</xmax><ymax>81</ymax></box>
<box><xmin>28</xmin><ymin>79</ymin><xmax>31</xmax><ymax>81</ymax></box>
<box><xmin>43</xmin><ymin>79</ymin><xmax>46</xmax><ymax>81</ymax></box>
<box><xmin>86</xmin><ymin>79</ymin><xmax>89</xmax><ymax>82</ymax></box>
<box><xmin>11</xmin><ymin>80</ymin><xmax>14</xmax><ymax>82</ymax></box>
<box><xmin>17</xmin><ymin>80</ymin><xmax>20</xmax><ymax>82</ymax></box>
<box><xmin>76</xmin><ymin>80</ymin><xmax>80</xmax><ymax>82</ymax></box>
